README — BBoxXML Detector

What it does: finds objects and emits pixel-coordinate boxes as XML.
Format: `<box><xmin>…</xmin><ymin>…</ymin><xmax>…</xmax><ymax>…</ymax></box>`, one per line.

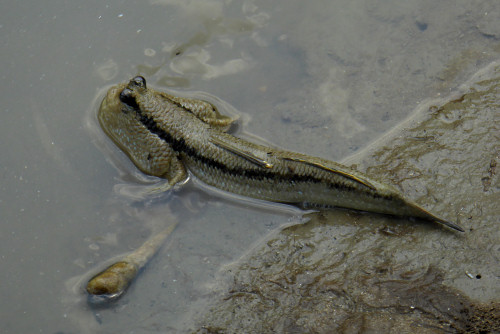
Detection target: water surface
<box><xmin>1</xmin><ymin>0</ymin><xmax>499</xmax><ymax>332</ymax></box>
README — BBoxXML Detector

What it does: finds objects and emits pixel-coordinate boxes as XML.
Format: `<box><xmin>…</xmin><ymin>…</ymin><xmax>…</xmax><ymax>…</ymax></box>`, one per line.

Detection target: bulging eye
<box><xmin>129</xmin><ymin>76</ymin><xmax>146</xmax><ymax>89</ymax></box>
<box><xmin>119</xmin><ymin>88</ymin><xmax>139</xmax><ymax>110</ymax></box>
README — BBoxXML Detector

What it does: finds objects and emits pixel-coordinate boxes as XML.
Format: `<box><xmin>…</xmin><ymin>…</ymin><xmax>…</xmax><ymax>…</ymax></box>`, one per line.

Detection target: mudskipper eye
<box><xmin>130</xmin><ymin>76</ymin><xmax>147</xmax><ymax>89</ymax></box>
<box><xmin>119</xmin><ymin>88</ymin><xmax>139</xmax><ymax>110</ymax></box>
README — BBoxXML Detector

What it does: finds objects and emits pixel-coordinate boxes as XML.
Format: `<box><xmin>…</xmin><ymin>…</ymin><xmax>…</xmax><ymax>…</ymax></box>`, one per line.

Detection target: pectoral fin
<box><xmin>161</xmin><ymin>92</ymin><xmax>235</xmax><ymax>130</ymax></box>
<box><xmin>210</xmin><ymin>135</ymin><xmax>273</xmax><ymax>169</ymax></box>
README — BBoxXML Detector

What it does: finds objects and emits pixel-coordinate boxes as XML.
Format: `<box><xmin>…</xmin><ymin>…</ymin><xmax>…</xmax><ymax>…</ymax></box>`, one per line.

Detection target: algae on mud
<box><xmin>197</xmin><ymin>65</ymin><xmax>500</xmax><ymax>333</ymax></box>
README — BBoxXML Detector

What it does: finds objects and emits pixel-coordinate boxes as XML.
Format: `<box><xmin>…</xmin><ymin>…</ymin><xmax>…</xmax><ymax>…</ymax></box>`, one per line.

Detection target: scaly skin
<box><xmin>98</xmin><ymin>76</ymin><xmax>464</xmax><ymax>232</ymax></box>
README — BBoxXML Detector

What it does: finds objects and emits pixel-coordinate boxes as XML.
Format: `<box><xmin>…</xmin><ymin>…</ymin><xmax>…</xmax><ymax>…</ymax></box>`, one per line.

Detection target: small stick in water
<box><xmin>86</xmin><ymin>221</ymin><xmax>178</xmax><ymax>302</ymax></box>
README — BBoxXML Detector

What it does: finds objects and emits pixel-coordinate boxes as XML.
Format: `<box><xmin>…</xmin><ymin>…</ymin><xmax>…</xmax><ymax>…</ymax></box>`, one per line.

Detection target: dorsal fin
<box><xmin>210</xmin><ymin>135</ymin><xmax>273</xmax><ymax>169</ymax></box>
<box><xmin>282</xmin><ymin>157</ymin><xmax>377</xmax><ymax>191</ymax></box>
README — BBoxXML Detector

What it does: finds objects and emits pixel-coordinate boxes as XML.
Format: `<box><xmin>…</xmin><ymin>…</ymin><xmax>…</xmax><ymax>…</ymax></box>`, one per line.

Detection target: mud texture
<box><xmin>196</xmin><ymin>66</ymin><xmax>500</xmax><ymax>333</ymax></box>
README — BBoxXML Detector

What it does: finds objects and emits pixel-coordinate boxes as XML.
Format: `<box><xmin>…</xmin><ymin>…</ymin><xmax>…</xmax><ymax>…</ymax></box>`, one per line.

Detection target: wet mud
<box><xmin>196</xmin><ymin>65</ymin><xmax>500</xmax><ymax>333</ymax></box>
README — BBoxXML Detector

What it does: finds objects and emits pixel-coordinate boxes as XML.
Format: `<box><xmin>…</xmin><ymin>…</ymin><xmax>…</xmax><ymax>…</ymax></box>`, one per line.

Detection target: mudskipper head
<box><xmin>97</xmin><ymin>76</ymin><xmax>173</xmax><ymax>177</ymax></box>
<box><xmin>99</xmin><ymin>76</ymin><xmax>147</xmax><ymax>117</ymax></box>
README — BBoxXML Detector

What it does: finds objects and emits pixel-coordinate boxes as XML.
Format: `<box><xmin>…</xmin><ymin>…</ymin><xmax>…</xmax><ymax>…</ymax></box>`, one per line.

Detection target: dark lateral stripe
<box><xmin>134</xmin><ymin>109</ymin><xmax>371</xmax><ymax>195</ymax></box>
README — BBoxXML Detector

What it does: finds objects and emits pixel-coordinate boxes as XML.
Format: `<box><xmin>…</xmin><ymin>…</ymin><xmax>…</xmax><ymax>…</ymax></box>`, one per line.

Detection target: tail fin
<box><xmin>432</xmin><ymin>216</ymin><xmax>465</xmax><ymax>232</ymax></box>
<box><xmin>407</xmin><ymin>201</ymin><xmax>464</xmax><ymax>232</ymax></box>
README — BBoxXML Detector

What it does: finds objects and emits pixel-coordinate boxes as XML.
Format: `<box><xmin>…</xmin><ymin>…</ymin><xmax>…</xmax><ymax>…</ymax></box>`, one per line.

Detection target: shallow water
<box><xmin>200</xmin><ymin>63</ymin><xmax>500</xmax><ymax>333</ymax></box>
<box><xmin>1</xmin><ymin>0</ymin><xmax>499</xmax><ymax>333</ymax></box>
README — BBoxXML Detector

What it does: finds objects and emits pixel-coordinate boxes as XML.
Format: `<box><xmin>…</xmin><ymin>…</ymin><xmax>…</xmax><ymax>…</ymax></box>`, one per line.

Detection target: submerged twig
<box><xmin>86</xmin><ymin>221</ymin><xmax>178</xmax><ymax>303</ymax></box>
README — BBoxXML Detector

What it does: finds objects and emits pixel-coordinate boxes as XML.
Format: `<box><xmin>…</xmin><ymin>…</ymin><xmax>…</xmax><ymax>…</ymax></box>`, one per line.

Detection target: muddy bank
<box><xmin>196</xmin><ymin>64</ymin><xmax>500</xmax><ymax>333</ymax></box>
